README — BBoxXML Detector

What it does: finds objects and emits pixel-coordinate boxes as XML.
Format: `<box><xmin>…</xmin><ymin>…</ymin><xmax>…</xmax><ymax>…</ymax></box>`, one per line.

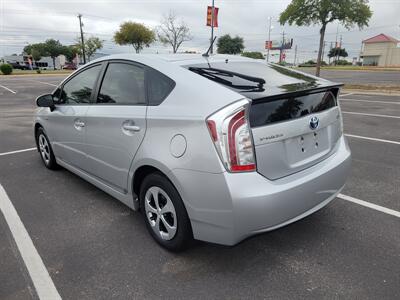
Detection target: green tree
<box><xmin>279</xmin><ymin>0</ymin><xmax>372</xmax><ymax>76</ymax></box>
<box><xmin>63</xmin><ymin>45</ymin><xmax>79</xmax><ymax>63</ymax></box>
<box><xmin>24</xmin><ymin>43</ymin><xmax>46</xmax><ymax>62</ymax></box>
<box><xmin>217</xmin><ymin>35</ymin><xmax>244</xmax><ymax>54</ymax></box>
<box><xmin>241</xmin><ymin>51</ymin><xmax>264</xmax><ymax>59</ymax></box>
<box><xmin>157</xmin><ymin>11</ymin><xmax>192</xmax><ymax>53</ymax></box>
<box><xmin>75</xmin><ymin>37</ymin><xmax>104</xmax><ymax>62</ymax></box>
<box><xmin>114</xmin><ymin>22</ymin><xmax>155</xmax><ymax>53</ymax></box>
<box><xmin>328</xmin><ymin>47</ymin><xmax>348</xmax><ymax>64</ymax></box>
<box><xmin>42</xmin><ymin>39</ymin><xmax>65</xmax><ymax>70</ymax></box>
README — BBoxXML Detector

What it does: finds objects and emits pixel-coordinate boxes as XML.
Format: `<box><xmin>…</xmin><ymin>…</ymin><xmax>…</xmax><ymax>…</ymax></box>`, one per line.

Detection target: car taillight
<box><xmin>206</xmin><ymin>99</ymin><xmax>256</xmax><ymax>173</ymax></box>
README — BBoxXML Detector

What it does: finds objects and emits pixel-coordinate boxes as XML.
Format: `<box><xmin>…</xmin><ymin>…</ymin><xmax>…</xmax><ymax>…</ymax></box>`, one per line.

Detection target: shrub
<box><xmin>0</xmin><ymin>63</ymin><xmax>13</xmax><ymax>75</ymax></box>
<box><xmin>241</xmin><ymin>51</ymin><xmax>264</xmax><ymax>60</ymax></box>
<box><xmin>337</xmin><ymin>59</ymin><xmax>352</xmax><ymax>65</ymax></box>
<box><xmin>36</xmin><ymin>69</ymin><xmax>42</xmax><ymax>74</ymax></box>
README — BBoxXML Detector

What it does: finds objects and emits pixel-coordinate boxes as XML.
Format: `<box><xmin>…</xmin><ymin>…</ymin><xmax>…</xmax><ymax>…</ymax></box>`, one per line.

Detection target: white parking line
<box><xmin>340</xmin><ymin>98</ymin><xmax>400</xmax><ymax>105</ymax></box>
<box><xmin>342</xmin><ymin>111</ymin><xmax>400</xmax><ymax>119</ymax></box>
<box><xmin>0</xmin><ymin>148</ymin><xmax>36</xmax><ymax>157</ymax></box>
<box><xmin>0</xmin><ymin>184</ymin><xmax>61</xmax><ymax>300</ymax></box>
<box><xmin>29</xmin><ymin>80</ymin><xmax>58</xmax><ymax>87</ymax></box>
<box><xmin>339</xmin><ymin>93</ymin><xmax>354</xmax><ymax>97</ymax></box>
<box><xmin>345</xmin><ymin>134</ymin><xmax>400</xmax><ymax>145</ymax></box>
<box><xmin>338</xmin><ymin>193</ymin><xmax>400</xmax><ymax>218</ymax></box>
<box><xmin>0</xmin><ymin>84</ymin><xmax>16</xmax><ymax>94</ymax></box>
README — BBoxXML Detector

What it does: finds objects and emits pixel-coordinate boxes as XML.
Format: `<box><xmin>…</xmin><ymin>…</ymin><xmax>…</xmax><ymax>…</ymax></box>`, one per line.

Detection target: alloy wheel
<box><xmin>38</xmin><ymin>134</ymin><xmax>50</xmax><ymax>165</ymax></box>
<box><xmin>144</xmin><ymin>186</ymin><xmax>177</xmax><ymax>240</ymax></box>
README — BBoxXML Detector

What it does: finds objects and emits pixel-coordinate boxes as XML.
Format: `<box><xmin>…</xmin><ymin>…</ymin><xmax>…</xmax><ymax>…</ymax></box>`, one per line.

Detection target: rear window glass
<box><xmin>250</xmin><ymin>91</ymin><xmax>336</xmax><ymax>127</ymax></box>
<box><xmin>147</xmin><ymin>68</ymin><xmax>175</xmax><ymax>105</ymax></box>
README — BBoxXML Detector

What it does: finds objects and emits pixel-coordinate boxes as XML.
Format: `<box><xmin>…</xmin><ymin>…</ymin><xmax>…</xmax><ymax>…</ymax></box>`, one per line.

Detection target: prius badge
<box><xmin>309</xmin><ymin>116</ymin><xmax>319</xmax><ymax>130</ymax></box>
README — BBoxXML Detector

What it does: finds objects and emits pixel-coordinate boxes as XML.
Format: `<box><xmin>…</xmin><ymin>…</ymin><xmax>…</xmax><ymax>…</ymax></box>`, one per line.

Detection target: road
<box><xmin>298</xmin><ymin>68</ymin><xmax>400</xmax><ymax>85</ymax></box>
<box><xmin>0</xmin><ymin>75</ymin><xmax>399</xmax><ymax>299</ymax></box>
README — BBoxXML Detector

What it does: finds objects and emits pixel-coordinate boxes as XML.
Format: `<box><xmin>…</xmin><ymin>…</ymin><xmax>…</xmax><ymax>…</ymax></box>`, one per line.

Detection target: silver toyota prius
<box><xmin>34</xmin><ymin>54</ymin><xmax>351</xmax><ymax>251</ymax></box>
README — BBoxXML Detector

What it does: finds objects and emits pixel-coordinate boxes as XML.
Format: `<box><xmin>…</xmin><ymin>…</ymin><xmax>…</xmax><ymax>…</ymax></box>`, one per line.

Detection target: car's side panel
<box><xmin>44</xmin><ymin>105</ymin><xmax>90</xmax><ymax>168</ymax></box>
<box><xmin>85</xmin><ymin>105</ymin><xmax>147</xmax><ymax>193</ymax></box>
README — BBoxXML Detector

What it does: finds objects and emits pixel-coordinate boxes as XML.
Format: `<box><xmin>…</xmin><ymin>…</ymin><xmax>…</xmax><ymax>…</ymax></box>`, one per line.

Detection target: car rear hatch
<box><xmin>250</xmin><ymin>89</ymin><xmax>342</xmax><ymax>179</ymax></box>
<box><xmin>187</xmin><ymin>59</ymin><xmax>343</xmax><ymax>179</ymax></box>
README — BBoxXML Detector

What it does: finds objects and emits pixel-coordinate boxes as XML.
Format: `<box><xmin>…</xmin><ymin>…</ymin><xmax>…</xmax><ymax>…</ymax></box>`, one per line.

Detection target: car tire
<box><xmin>35</xmin><ymin>127</ymin><xmax>58</xmax><ymax>170</ymax></box>
<box><xmin>139</xmin><ymin>172</ymin><xmax>193</xmax><ymax>251</ymax></box>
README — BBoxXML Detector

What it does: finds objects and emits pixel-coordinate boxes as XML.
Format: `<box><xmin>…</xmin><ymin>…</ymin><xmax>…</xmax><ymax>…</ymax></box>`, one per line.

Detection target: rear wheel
<box><xmin>140</xmin><ymin>172</ymin><xmax>193</xmax><ymax>251</ymax></box>
<box><xmin>36</xmin><ymin>127</ymin><xmax>58</xmax><ymax>170</ymax></box>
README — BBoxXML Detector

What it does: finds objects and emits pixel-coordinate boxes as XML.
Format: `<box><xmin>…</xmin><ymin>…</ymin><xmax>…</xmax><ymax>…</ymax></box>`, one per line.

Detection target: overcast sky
<box><xmin>1</xmin><ymin>0</ymin><xmax>399</xmax><ymax>62</ymax></box>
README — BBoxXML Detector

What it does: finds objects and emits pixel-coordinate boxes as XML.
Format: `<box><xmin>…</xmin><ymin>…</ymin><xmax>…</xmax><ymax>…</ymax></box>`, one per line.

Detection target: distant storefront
<box><xmin>361</xmin><ymin>34</ymin><xmax>400</xmax><ymax>67</ymax></box>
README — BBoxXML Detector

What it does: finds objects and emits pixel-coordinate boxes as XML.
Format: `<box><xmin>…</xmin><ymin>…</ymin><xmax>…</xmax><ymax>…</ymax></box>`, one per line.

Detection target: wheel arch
<box><xmin>130</xmin><ymin>162</ymin><xmax>186</xmax><ymax>213</ymax></box>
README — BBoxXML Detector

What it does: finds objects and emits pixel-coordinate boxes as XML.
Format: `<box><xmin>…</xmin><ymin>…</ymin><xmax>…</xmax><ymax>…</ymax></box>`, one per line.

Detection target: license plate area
<box><xmin>285</xmin><ymin>127</ymin><xmax>330</xmax><ymax>168</ymax></box>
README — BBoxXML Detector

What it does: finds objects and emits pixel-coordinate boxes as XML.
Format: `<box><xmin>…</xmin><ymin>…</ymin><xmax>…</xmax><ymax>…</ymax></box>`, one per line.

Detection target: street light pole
<box><xmin>267</xmin><ymin>17</ymin><xmax>272</xmax><ymax>62</ymax></box>
<box><xmin>210</xmin><ymin>0</ymin><xmax>215</xmax><ymax>54</ymax></box>
<box><xmin>279</xmin><ymin>31</ymin><xmax>285</xmax><ymax>63</ymax></box>
<box><xmin>78</xmin><ymin>14</ymin><xmax>86</xmax><ymax>64</ymax></box>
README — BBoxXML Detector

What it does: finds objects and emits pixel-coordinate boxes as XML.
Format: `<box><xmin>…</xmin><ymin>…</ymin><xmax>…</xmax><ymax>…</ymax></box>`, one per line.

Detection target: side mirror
<box><xmin>36</xmin><ymin>94</ymin><xmax>55</xmax><ymax>111</ymax></box>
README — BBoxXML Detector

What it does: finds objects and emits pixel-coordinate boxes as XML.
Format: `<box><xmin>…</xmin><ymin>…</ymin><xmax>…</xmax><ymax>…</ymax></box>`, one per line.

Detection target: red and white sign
<box><xmin>206</xmin><ymin>6</ymin><xmax>219</xmax><ymax>27</ymax></box>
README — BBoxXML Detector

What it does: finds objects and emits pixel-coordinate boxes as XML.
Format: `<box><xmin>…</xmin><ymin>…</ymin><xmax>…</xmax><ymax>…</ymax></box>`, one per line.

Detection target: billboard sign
<box><xmin>265</xmin><ymin>39</ymin><xmax>293</xmax><ymax>50</ymax></box>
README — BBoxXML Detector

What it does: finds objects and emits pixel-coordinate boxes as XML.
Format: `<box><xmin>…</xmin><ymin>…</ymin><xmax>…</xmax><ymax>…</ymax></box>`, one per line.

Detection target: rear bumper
<box><xmin>171</xmin><ymin>135</ymin><xmax>351</xmax><ymax>246</ymax></box>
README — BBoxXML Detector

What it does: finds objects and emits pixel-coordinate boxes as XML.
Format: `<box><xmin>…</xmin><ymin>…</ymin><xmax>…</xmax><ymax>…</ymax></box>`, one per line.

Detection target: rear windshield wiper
<box><xmin>188</xmin><ymin>67</ymin><xmax>266</xmax><ymax>91</ymax></box>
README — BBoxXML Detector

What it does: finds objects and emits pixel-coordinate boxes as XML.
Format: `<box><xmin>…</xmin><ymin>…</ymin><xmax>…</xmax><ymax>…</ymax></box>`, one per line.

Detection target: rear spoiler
<box><xmin>250</xmin><ymin>84</ymin><xmax>343</xmax><ymax>104</ymax></box>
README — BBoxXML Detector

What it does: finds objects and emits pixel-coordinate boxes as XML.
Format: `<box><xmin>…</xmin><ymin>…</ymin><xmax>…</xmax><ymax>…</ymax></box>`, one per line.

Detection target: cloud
<box><xmin>1</xmin><ymin>0</ymin><xmax>399</xmax><ymax>62</ymax></box>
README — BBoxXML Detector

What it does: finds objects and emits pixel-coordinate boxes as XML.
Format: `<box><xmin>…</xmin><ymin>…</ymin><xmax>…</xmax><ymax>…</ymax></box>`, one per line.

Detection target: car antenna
<box><xmin>202</xmin><ymin>36</ymin><xmax>217</xmax><ymax>58</ymax></box>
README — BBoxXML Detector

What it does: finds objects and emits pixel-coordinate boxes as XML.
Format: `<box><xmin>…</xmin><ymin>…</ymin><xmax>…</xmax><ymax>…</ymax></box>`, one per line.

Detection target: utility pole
<box><xmin>293</xmin><ymin>45</ymin><xmax>297</xmax><ymax>66</ymax></box>
<box><xmin>267</xmin><ymin>17</ymin><xmax>272</xmax><ymax>62</ymax></box>
<box><xmin>210</xmin><ymin>0</ymin><xmax>215</xmax><ymax>54</ymax></box>
<box><xmin>279</xmin><ymin>31</ymin><xmax>285</xmax><ymax>63</ymax></box>
<box><xmin>336</xmin><ymin>35</ymin><xmax>342</xmax><ymax>65</ymax></box>
<box><xmin>78</xmin><ymin>14</ymin><xmax>86</xmax><ymax>64</ymax></box>
<box><xmin>334</xmin><ymin>23</ymin><xmax>339</xmax><ymax>66</ymax></box>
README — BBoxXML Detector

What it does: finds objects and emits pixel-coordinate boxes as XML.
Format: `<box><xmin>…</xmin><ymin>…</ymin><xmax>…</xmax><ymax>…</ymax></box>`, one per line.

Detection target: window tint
<box><xmin>249</xmin><ymin>91</ymin><xmax>336</xmax><ymax>127</ymax></box>
<box><xmin>147</xmin><ymin>68</ymin><xmax>175</xmax><ymax>105</ymax></box>
<box><xmin>97</xmin><ymin>63</ymin><xmax>146</xmax><ymax>105</ymax></box>
<box><xmin>58</xmin><ymin>65</ymin><xmax>101</xmax><ymax>104</ymax></box>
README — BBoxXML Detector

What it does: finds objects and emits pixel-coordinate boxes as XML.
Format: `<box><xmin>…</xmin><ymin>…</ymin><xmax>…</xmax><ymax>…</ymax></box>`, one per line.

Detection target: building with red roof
<box><xmin>360</xmin><ymin>34</ymin><xmax>400</xmax><ymax>66</ymax></box>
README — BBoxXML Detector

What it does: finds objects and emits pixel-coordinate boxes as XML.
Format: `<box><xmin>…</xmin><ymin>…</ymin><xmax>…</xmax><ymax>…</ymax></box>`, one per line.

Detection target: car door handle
<box><xmin>122</xmin><ymin>124</ymin><xmax>140</xmax><ymax>132</ymax></box>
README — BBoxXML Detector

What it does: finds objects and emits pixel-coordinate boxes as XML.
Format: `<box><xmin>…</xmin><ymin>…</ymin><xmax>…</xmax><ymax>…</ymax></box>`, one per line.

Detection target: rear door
<box><xmin>45</xmin><ymin>64</ymin><xmax>102</xmax><ymax>168</ymax></box>
<box><xmin>84</xmin><ymin>61</ymin><xmax>147</xmax><ymax>193</ymax></box>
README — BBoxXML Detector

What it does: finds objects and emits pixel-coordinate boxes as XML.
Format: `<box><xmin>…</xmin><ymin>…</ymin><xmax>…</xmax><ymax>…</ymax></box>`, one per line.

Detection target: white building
<box><xmin>361</xmin><ymin>34</ymin><xmax>400</xmax><ymax>67</ymax></box>
<box><xmin>2</xmin><ymin>54</ymin><xmax>66</xmax><ymax>69</ymax></box>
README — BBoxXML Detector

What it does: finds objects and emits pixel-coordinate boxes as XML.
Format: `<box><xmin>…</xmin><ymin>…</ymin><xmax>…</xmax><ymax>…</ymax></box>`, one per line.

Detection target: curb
<box><xmin>342</xmin><ymin>89</ymin><xmax>400</xmax><ymax>96</ymax></box>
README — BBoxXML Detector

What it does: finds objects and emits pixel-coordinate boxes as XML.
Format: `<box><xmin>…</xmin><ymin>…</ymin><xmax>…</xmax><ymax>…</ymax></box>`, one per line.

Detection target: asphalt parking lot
<box><xmin>0</xmin><ymin>75</ymin><xmax>399</xmax><ymax>299</ymax></box>
<box><xmin>299</xmin><ymin>68</ymin><xmax>400</xmax><ymax>85</ymax></box>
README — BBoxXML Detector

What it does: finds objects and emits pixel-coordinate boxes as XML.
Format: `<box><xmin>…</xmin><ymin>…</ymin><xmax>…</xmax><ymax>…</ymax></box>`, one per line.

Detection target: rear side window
<box><xmin>250</xmin><ymin>91</ymin><xmax>336</xmax><ymax>127</ymax></box>
<box><xmin>97</xmin><ymin>63</ymin><xmax>146</xmax><ymax>105</ymax></box>
<box><xmin>147</xmin><ymin>68</ymin><xmax>175</xmax><ymax>105</ymax></box>
<box><xmin>58</xmin><ymin>65</ymin><xmax>101</xmax><ymax>104</ymax></box>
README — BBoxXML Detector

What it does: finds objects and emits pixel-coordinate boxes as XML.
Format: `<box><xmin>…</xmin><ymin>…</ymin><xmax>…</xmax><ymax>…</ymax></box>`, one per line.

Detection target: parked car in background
<box><xmin>63</xmin><ymin>63</ymin><xmax>77</xmax><ymax>70</ymax></box>
<box><xmin>34</xmin><ymin>54</ymin><xmax>351</xmax><ymax>251</ymax></box>
<box><xmin>9</xmin><ymin>62</ymin><xmax>30</xmax><ymax>70</ymax></box>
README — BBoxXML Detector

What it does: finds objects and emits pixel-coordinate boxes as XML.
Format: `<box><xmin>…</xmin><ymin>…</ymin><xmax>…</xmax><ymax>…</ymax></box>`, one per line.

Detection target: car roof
<box><xmin>90</xmin><ymin>53</ymin><xmax>253</xmax><ymax>66</ymax></box>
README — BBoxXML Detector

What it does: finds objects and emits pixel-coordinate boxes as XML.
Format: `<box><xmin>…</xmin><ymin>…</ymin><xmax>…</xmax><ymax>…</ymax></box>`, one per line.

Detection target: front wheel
<box><xmin>35</xmin><ymin>128</ymin><xmax>58</xmax><ymax>170</ymax></box>
<box><xmin>140</xmin><ymin>172</ymin><xmax>193</xmax><ymax>251</ymax></box>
